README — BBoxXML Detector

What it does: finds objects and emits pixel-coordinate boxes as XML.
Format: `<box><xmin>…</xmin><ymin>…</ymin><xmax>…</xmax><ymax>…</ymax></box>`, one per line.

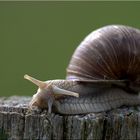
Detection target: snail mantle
<box><xmin>0</xmin><ymin>96</ymin><xmax>140</xmax><ymax>140</ymax></box>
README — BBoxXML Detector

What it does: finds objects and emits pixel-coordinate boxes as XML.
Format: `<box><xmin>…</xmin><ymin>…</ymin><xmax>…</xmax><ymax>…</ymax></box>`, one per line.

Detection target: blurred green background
<box><xmin>0</xmin><ymin>1</ymin><xmax>140</xmax><ymax>96</ymax></box>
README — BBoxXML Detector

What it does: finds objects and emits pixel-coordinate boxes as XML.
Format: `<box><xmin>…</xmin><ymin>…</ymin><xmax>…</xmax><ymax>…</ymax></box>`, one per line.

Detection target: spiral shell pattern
<box><xmin>67</xmin><ymin>25</ymin><xmax>140</xmax><ymax>83</ymax></box>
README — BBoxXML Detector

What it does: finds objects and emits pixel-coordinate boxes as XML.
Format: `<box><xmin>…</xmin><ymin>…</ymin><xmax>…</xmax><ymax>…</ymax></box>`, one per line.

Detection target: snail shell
<box><xmin>67</xmin><ymin>25</ymin><xmax>140</xmax><ymax>84</ymax></box>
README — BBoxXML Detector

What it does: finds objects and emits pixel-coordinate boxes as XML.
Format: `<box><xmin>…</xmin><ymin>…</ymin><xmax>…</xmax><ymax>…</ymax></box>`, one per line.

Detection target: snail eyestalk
<box><xmin>52</xmin><ymin>85</ymin><xmax>79</xmax><ymax>97</ymax></box>
<box><xmin>24</xmin><ymin>74</ymin><xmax>46</xmax><ymax>89</ymax></box>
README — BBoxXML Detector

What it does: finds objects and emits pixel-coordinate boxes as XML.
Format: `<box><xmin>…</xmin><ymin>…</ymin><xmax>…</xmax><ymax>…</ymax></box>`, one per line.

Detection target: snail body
<box><xmin>24</xmin><ymin>25</ymin><xmax>140</xmax><ymax>114</ymax></box>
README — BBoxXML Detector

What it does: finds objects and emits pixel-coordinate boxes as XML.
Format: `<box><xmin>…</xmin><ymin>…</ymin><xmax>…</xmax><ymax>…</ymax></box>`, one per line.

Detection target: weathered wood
<box><xmin>0</xmin><ymin>96</ymin><xmax>140</xmax><ymax>140</ymax></box>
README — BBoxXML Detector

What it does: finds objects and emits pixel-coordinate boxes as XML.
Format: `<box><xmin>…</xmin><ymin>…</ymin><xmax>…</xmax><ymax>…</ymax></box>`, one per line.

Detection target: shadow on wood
<box><xmin>0</xmin><ymin>96</ymin><xmax>140</xmax><ymax>140</ymax></box>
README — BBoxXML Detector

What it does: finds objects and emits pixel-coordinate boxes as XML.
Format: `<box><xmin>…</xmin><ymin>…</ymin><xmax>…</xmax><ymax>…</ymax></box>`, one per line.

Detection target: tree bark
<box><xmin>0</xmin><ymin>96</ymin><xmax>140</xmax><ymax>140</ymax></box>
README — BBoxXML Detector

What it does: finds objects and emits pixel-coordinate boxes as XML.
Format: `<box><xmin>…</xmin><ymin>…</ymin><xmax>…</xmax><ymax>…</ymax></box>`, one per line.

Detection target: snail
<box><xmin>24</xmin><ymin>25</ymin><xmax>140</xmax><ymax>115</ymax></box>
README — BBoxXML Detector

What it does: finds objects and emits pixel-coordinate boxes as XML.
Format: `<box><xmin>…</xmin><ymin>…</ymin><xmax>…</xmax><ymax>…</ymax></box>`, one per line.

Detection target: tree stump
<box><xmin>0</xmin><ymin>96</ymin><xmax>140</xmax><ymax>140</ymax></box>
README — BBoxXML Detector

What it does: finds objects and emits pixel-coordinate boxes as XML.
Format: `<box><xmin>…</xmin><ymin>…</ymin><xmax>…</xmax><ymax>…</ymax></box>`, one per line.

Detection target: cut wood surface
<box><xmin>0</xmin><ymin>96</ymin><xmax>140</xmax><ymax>140</ymax></box>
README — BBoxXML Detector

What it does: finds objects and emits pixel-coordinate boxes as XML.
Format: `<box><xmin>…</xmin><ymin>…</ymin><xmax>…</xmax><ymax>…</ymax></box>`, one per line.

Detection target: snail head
<box><xmin>24</xmin><ymin>74</ymin><xmax>79</xmax><ymax>113</ymax></box>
